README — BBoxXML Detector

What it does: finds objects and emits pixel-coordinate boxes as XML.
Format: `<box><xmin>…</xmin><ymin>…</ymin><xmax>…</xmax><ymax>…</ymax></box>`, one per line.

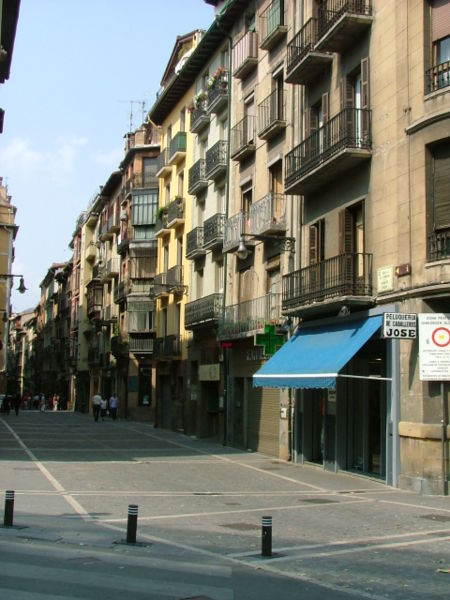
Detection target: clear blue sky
<box><xmin>0</xmin><ymin>0</ymin><xmax>215</xmax><ymax>312</ymax></box>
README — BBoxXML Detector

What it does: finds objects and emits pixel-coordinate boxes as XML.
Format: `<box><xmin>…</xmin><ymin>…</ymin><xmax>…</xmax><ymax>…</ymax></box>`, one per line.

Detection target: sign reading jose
<box><xmin>382</xmin><ymin>312</ymin><xmax>417</xmax><ymax>339</ymax></box>
<box><xmin>418</xmin><ymin>313</ymin><xmax>450</xmax><ymax>381</ymax></box>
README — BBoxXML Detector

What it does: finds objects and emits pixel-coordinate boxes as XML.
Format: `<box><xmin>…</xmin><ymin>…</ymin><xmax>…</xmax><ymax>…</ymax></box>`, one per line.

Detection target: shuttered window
<box><xmin>431</xmin><ymin>0</ymin><xmax>450</xmax><ymax>42</ymax></box>
<box><xmin>432</xmin><ymin>142</ymin><xmax>450</xmax><ymax>230</ymax></box>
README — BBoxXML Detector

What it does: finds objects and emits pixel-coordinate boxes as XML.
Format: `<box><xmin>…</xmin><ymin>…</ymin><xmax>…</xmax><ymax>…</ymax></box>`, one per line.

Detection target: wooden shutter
<box><xmin>322</xmin><ymin>92</ymin><xmax>329</xmax><ymax>147</ymax></box>
<box><xmin>339</xmin><ymin>209</ymin><xmax>355</xmax><ymax>289</ymax></box>
<box><xmin>340</xmin><ymin>76</ymin><xmax>355</xmax><ymax>139</ymax></box>
<box><xmin>361</xmin><ymin>57</ymin><xmax>370</xmax><ymax>144</ymax></box>
<box><xmin>433</xmin><ymin>146</ymin><xmax>450</xmax><ymax>229</ymax></box>
<box><xmin>431</xmin><ymin>0</ymin><xmax>450</xmax><ymax>42</ymax></box>
<box><xmin>306</xmin><ymin>106</ymin><xmax>319</xmax><ymax>136</ymax></box>
<box><xmin>309</xmin><ymin>225</ymin><xmax>318</xmax><ymax>264</ymax></box>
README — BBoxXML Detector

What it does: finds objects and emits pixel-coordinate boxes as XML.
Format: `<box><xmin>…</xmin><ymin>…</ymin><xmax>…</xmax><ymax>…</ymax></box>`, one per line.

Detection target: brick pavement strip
<box><xmin>1</xmin><ymin>412</ymin><xmax>449</xmax><ymax>599</ymax></box>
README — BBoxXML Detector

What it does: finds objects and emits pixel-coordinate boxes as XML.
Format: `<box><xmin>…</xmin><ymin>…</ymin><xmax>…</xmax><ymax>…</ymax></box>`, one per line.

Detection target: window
<box><xmin>244</xmin><ymin>95</ymin><xmax>255</xmax><ymax>144</ymax></box>
<box><xmin>430</xmin><ymin>1</ymin><xmax>450</xmax><ymax>91</ymax></box>
<box><xmin>132</xmin><ymin>191</ymin><xmax>158</xmax><ymax>226</ymax></box>
<box><xmin>142</xmin><ymin>157</ymin><xmax>158</xmax><ymax>187</ymax></box>
<box><xmin>427</xmin><ymin>140</ymin><xmax>450</xmax><ymax>260</ymax></box>
<box><xmin>340</xmin><ymin>58</ymin><xmax>370</xmax><ymax>145</ymax></box>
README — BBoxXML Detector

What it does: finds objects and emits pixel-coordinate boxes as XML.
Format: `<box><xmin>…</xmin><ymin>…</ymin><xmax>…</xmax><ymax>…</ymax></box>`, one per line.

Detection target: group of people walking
<box><xmin>91</xmin><ymin>393</ymin><xmax>118</xmax><ymax>422</ymax></box>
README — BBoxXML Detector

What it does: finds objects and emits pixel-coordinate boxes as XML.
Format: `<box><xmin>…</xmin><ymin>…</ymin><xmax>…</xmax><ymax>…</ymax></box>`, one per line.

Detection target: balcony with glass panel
<box><xmin>282</xmin><ymin>252</ymin><xmax>374</xmax><ymax>318</ymax></box>
<box><xmin>285</xmin><ymin>107</ymin><xmax>372</xmax><ymax>195</ymax></box>
<box><xmin>316</xmin><ymin>0</ymin><xmax>373</xmax><ymax>54</ymax></box>
<box><xmin>218</xmin><ymin>292</ymin><xmax>283</xmax><ymax>339</ymax></box>
<box><xmin>203</xmin><ymin>213</ymin><xmax>225</xmax><ymax>250</ymax></box>
<box><xmin>286</xmin><ymin>18</ymin><xmax>333</xmax><ymax>85</ymax></box>
<box><xmin>186</xmin><ymin>227</ymin><xmax>205</xmax><ymax>260</ymax></box>
<box><xmin>258</xmin><ymin>89</ymin><xmax>287</xmax><ymax>141</ymax></box>
<box><xmin>232</xmin><ymin>30</ymin><xmax>258</xmax><ymax>79</ymax></box>
<box><xmin>207</xmin><ymin>68</ymin><xmax>229</xmax><ymax>114</ymax></box>
<box><xmin>156</xmin><ymin>148</ymin><xmax>172</xmax><ymax>178</ymax></box>
<box><xmin>231</xmin><ymin>116</ymin><xmax>256</xmax><ymax>161</ymax></box>
<box><xmin>205</xmin><ymin>140</ymin><xmax>228</xmax><ymax>180</ymax></box>
<box><xmin>188</xmin><ymin>158</ymin><xmax>208</xmax><ymax>195</ymax></box>
<box><xmin>168</xmin><ymin>131</ymin><xmax>187</xmax><ymax>165</ymax></box>
<box><xmin>259</xmin><ymin>0</ymin><xmax>287</xmax><ymax>51</ymax></box>
<box><xmin>185</xmin><ymin>293</ymin><xmax>223</xmax><ymax>330</ymax></box>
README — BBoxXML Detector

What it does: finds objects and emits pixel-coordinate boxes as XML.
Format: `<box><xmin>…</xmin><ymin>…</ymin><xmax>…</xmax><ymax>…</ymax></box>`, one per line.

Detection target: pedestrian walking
<box><xmin>100</xmin><ymin>397</ymin><xmax>108</xmax><ymax>421</ymax></box>
<box><xmin>109</xmin><ymin>393</ymin><xmax>118</xmax><ymax>421</ymax></box>
<box><xmin>3</xmin><ymin>394</ymin><xmax>10</xmax><ymax>415</ymax></box>
<box><xmin>13</xmin><ymin>393</ymin><xmax>21</xmax><ymax>416</ymax></box>
<box><xmin>92</xmin><ymin>392</ymin><xmax>102</xmax><ymax>422</ymax></box>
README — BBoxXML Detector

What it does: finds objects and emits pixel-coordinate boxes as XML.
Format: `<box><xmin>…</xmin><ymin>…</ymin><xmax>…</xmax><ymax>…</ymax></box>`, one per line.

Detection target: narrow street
<box><xmin>0</xmin><ymin>411</ymin><xmax>449</xmax><ymax>599</ymax></box>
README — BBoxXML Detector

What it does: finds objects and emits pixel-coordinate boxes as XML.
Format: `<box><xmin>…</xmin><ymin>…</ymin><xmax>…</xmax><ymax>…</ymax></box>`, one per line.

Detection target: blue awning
<box><xmin>253</xmin><ymin>315</ymin><xmax>383</xmax><ymax>389</ymax></box>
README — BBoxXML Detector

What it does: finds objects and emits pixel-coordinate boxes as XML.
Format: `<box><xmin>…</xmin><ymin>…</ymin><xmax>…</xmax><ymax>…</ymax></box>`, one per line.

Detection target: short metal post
<box><xmin>261</xmin><ymin>515</ymin><xmax>272</xmax><ymax>557</ymax></box>
<box><xmin>4</xmin><ymin>490</ymin><xmax>15</xmax><ymax>527</ymax></box>
<box><xmin>126</xmin><ymin>504</ymin><xmax>138</xmax><ymax>544</ymax></box>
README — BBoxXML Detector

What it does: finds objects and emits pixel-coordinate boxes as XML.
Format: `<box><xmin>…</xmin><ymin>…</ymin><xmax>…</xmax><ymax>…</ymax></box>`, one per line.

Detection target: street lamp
<box><xmin>0</xmin><ymin>274</ymin><xmax>27</xmax><ymax>294</ymax></box>
<box><xmin>235</xmin><ymin>234</ymin><xmax>296</xmax><ymax>260</ymax></box>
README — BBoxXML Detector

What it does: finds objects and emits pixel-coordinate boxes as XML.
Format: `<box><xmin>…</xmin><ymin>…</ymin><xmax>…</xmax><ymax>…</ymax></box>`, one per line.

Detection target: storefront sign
<box><xmin>382</xmin><ymin>312</ymin><xmax>417</xmax><ymax>339</ymax></box>
<box><xmin>419</xmin><ymin>313</ymin><xmax>450</xmax><ymax>381</ymax></box>
<box><xmin>199</xmin><ymin>364</ymin><xmax>220</xmax><ymax>381</ymax></box>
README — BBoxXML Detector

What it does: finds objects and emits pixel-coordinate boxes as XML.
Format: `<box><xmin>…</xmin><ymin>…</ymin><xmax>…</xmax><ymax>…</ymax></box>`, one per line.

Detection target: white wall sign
<box><xmin>382</xmin><ymin>312</ymin><xmax>417</xmax><ymax>339</ymax></box>
<box><xmin>377</xmin><ymin>266</ymin><xmax>394</xmax><ymax>293</ymax></box>
<box><xmin>418</xmin><ymin>313</ymin><xmax>450</xmax><ymax>381</ymax></box>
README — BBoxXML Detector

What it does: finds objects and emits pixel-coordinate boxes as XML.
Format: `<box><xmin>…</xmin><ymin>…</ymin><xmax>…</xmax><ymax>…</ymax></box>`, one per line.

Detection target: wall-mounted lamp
<box><xmin>235</xmin><ymin>234</ymin><xmax>296</xmax><ymax>260</ymax></box>
<box><xmin>0</xmin><ymin>274</ymin><xmax>27</xmax><ymax>294</ymax></box>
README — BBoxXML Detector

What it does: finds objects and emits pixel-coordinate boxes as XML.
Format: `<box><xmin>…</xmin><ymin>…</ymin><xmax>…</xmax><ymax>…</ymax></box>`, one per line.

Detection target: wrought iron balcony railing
<box><xmin>188</xmin><ymin>158</ymin><xmax>208</xmax><ymax>195</ymax></box>
<box><xmin>428</xmin><ymin>230</ymin><xmax>450</xmax><ymax>262</ymax></box>
<box><xmin>156</xmin><ymin>148</ymin><xmax>172</xmax><ymax>178</ymax></box>
<box><xmin>128</xmin><ymin>336</ymin><xmax>154</xmax><ymax>354</ymax></box>
<box><xmin>426</xmin><ymin>60</ymin><xmax>450</xmax><ymax>94</ymax></box>
<box><xmin>232</xmin><ymin>30</ymin><xmax>258</xmax><ymax>79</ymax></box>
<box><xmin>203</xmin><ymin>212</ymin><xmax>225</xmax><ymax>249</ymax></box>
<box><xmin>286</xmin><ymin>18</ymin><xmax>332</xmax><ymax>85</ymax></box>
<box><xmin>282</xmin><ymin>253</ymin><xmax>373</xmax><ymax>311</ymax></box>
<box><xmin>190</xmin><ymin>102</ymin><xmax>210</xmax><ymax>133</ymax></box>
<box><xmin>259</xmin><ymin>0</ymin><xmax>287</xmax><ymax>51</ymax></box>
<box><xmin>231</xmin><ymin>115</ymin><xmax>256</xmax><ymax>161</ymax></box>
<box><xmin>185</xmin><ymin>293</ymin><xmax>223</xmax><ymax>330</ymax></box>
<box><xmin>205</xmin><ymin>140</ymin><xmax>228</xmax><ymax>180</ymax></box>
<box><xmin>167</xmin><ymin>197</ymin><xmax>184</xmax><ymax>226</ymax></box>
<box><xmin>154</xmin><ymin>334</ymin><xmax>182</xmax><ymax>358</ymax></box>
<box><xmin>168</xmin><ymin>131</ymin><xmax>187</xmax><ymax>164</ymax></box>
<box><xmin>223</xmin><ymin>211</ymin><xmax>249</xmax><ymax>253</ymax></box>
<box><xmin>219</xmin><ymin>292</ymin><xmax>282</xmax><ymax>339</ymax></box>
<box><xmin>207</xmin><ymin>69</ymin><xmax>229</xmax><ymax>114</ymax></box>
<box><xmin>258</xmin><ymin>88</ymin><xmax>286</xmax><ymax>140</ymax></box>
<box><xmin>317</xmin><ymin>0</ymin><xmax>372</xmax><ymax>53</ymax></box>
<box><xmin>285</xmin><ymin>107</ymin><xmax>371</xmax><ymax>194</ymax></box>
<box><xmin>249</xmin><ymin>193</ymin><xmax>287</xmax><ymax>235</ymax></box>
<box><xmin>186</xmin><ymin>227</ymin><xmax>205</xmax><ymax>260</ymax></box>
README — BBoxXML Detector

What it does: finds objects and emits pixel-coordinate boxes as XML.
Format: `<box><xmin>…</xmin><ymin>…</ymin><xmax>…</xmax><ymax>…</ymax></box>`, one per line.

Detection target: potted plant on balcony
<box><xmin>156</xmin><ymin>206</ymin><xmax>168</xmax><ymax>223</ymax></box>
<box><xmin>193</xmin><ymin>89</ymin><xmax>207</xmax><ymax>109</ymax></box>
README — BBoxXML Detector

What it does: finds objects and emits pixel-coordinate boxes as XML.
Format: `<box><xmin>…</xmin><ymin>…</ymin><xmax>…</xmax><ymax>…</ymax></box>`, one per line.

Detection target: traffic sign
<box><xmin>418</xmin><ymin>313</ymin><xmax>450</xmax><ymax>381</ymax></box>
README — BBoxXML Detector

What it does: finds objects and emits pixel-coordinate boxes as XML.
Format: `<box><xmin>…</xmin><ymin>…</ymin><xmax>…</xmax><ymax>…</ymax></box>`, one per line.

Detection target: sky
<box><xmin>0</xmin><ymin>0</ymin><xmax>215</xmax><ymax>313</ymax></box>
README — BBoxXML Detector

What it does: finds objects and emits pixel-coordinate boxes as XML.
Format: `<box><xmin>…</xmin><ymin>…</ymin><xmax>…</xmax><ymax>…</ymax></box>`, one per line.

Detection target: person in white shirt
<box><xmin>109</xmin><ymin>394</ymin><xmax>118</xmax><ymax>421</ymax></box>
<box><xmin>92</xmin><ymin>393</ymin><xmax>102</xmax><ymax>422</ymax></box>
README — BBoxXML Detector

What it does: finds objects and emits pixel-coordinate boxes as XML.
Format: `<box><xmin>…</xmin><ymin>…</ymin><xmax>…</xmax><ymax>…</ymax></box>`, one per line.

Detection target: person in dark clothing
<box><xmin>13</xmin><ymin>393</ymin><xmax>21</xmax><ymax>416</ymax></box>
<box><xmin>3</xmin><ymin>394</ymin><xmax>10</xmax><ymax>415</ymax></box>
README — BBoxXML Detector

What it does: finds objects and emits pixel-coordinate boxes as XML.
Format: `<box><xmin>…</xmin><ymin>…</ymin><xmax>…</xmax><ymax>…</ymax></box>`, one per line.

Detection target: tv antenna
<box><xmin>119</xmin><ymin>99</ymin><xmax>147</xmax><ymax>132</ymax></box>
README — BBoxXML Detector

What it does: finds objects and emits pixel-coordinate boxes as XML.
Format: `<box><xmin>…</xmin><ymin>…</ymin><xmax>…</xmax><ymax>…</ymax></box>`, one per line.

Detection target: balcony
<box><xmin>117</xmin><ymin>228</ymin><xmax>133</xmax><ymax>254</ymax></box>
<box><xmin>111</xmin><ymin>335</ymin><xmax>129</xmax><ymax>357</ymax></box>
<box><xmin>154</xmin><ymin>211</ymin><xmax>170</xmax><ymax>237</ymax></box>
<box><xmin>185</xmin><ymin>293</ymin><xmax>223</xmax><ymax>330</ymax></box>
<box><xmin>190</xmin><ymin>101</ymin><xmax>210</xmax><ymax>134</ymax></box>
<box><xmin>105</xmin><ymin>257</ymin><xmax>120</xmax><ymax>279</ymax></box>
<box><xmin>203</xmin><ymin>212</ymin><xmax>225</xmax><ymax>250</ymax></box>
<box><xmin>258</xmin><ymin>89</ymin><xmax>287</xmax><ymax>140</ymax></box>
<box><xmin>167</xmin><ymin>196</ymin><xmax>185</xmax><ymax>227</ymax></box>
<box><xmin>223</xmin><ymin>211</ymin><xmax>253</xmax><ymax>253</ymax></box>
<box><xmin>259</xmin><ymin>0</ymin><xmax>287</xmax><ymax>51</ymax></box>
<box><xmin>129</xmin><ymin>279</ymin><xmax>152</xmax><ymax>296</ymax></box>
<box><xmin>85</xmin><ymin>243</ymin><xmax>97</xmax><ymax>263</ymax></box>
<box><xmin>156</xmin><ymin>148</ymin><xmax>172</xmax><ymax>178</ymax></box>
<box><xmin>128</xmin><ymin>336</ymin><xmax>154</xmax><ymax>354</ymax></box>
<box><xmin>132</xmin><ymin>172</ymin><xmax>159</xmax><ymax>190</ymax></box>
<box><xmin>426</xmin><ymin>60</ymin><xmax>450</xmax><ymax>94</ymax></box>
<box><xmin>167</xmin><ymin>264</ymin><xmax>186</xmax><ymax>294</ymax></box>
<box><xmin>154</xmin><ymin>334</ymin><xmax>182</xmax><ymax>359</ymax></box>
<box><xmin>231</xmin><ymin>116</ymin><xmax>256</xmax><ymax>161</ymax></box>
<box><xmin>285</xmin><ymin>107</ymin><xmax>372</xmax><ymax>195</ymax></box>
<box><xmin>168</xmin><ymin>131</ymin><xmax>187</xmax><ymax>165</ymax></box>
<box><xmin>428</xmin><ymin>230</ymin><xmax>450</xmax><ymax>262</ymax></box>
<box><xmin>282</xmin><ymin>253</ymin><xmax>374</xmax><ymax>318</ymax></box>
<box><xmin>186</xmin><ymin>227</ymin><xmax>205</xmax><ymax>260</ymax></box>
<box><xmin>205</xmin><ymin>140</ymin><xmax>228</xmax><ymax>180</ymax></box>
<box><xmin>250</xmin><ymin>193</ymin><xmax>287</xmax><ymax>236</ymax></box>
<box><xmin>153</xmin><ymin>272</ymin><xmax>169</xmax><ymax>298</ymax></box>
<box><xmin>219</xmin><ymin>293</ymin><xmax>283</xmax><ymax>339</ymax></box>
<box><xmin>113</xmin><ymin>279</ymin><xmax>130</xmax><ymax>304</ymax></box>
<box><xmin>207</xmin><ymin>68</ymin><xmax>229</xmax><ymax>114</ymax></box>
<box><xmin>316</xmin><ymin>0</ymin><xmax>373</xmax><ymax>53</ymax></box>
<box><xmin>232</xmin><ymin>30</ymin><xmax>258</xmax><ymax>79</ymax></box>
<box><xmin>188</xmin><ymin>158</ymin><xmax>208</xmax><ymax>195</ymax></box>
<box><xmin>286</xmin><ymin>18</ymin><xmax>333</xmax><ymax>85</ymax></box>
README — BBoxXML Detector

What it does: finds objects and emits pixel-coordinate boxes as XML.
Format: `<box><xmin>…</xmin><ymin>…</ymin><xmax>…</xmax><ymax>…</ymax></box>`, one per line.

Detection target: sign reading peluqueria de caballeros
<box><xmin>382</xmin><ymin>312</ymin><xmax>417</xmax><ymax>339</ymax></box>
<box><xmin>418</xmin><ymin>313</ymin><xmax>450</xmax><ymax>381</ymax></box>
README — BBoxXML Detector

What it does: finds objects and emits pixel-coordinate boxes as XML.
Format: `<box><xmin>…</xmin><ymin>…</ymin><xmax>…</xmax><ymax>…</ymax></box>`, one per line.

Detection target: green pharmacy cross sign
<box><xmin>255</xmin><ymin>324</ymin><xmax>285</xmax><ymax>356</ymax></box>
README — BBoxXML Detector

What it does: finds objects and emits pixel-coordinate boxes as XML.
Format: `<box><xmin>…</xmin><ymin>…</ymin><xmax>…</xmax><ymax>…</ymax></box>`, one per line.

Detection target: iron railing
<box><xmin>287</xmin><ymin>18</ymin><xmax>319</xmax><ymax>73</ymax></box>
<box><xmin>219</xmin><ymin>293</ymin><xmax>282</xmax><ymax>338</ymax></box>
<box><xmin>205</xmin><ymin>140</ymin><xmax>228</xmax><ymax>179</ymax></box>
<box><xmin>204</xmin><ymin>213</ymin><xmax>226</xmax><ymax>248</ymax></box>
<box><xmin>259</xmin><ymin>0</ymin><xmax>285</xmax><ymax>46</ymax></box>
<box><xmin>232</xmin><ymin>30</ymin><xmax>258</xmax><ymax>77</ymax></box>
<box><xmin>168</xmin><ymin>132</ymin><xmax>187</xmax><ymax>162</ymax></box>
<box><xmin>250</xmin><ymin>193</ymin><xmax>287</xmax><ymax>234</ymax></box>
<box><xmin>285</xmin><ymin>107</ymin><xmax>371</xmax><ymax>188</ymax></box>
<box><xmin>167</xmin><ymin>197</ymin><xmax>184</xmax><ymax>224</ymax></box>
<box><xmin>186</xmin><ymin>227</ymin><xmax>205</xmax><ymax>258</ymax></box>
<box><xmin>318</xmin><ymin>0</ymin><xmax>372</xmax><ymax>40</ymax></box>
<box><xmin>207</xmin><ymin>69</ymin><xmax>229</xmax><ymax>112</ymax></box>
<box><xmin>282</xmin><ymin>253</ymin><xmax>373</xmax><ymax>310</ymax></box>
<box><xmin>190</xmin><ymin>102</ymin><xmax>209</xmax><ymax>133</ymax></box>
<box><xmin>188</xmin><ymin>159</ymin><xmax>208</xmax><ymax>194</ymax></box>
<box><xmin>185</xmin><ymin>293</ymin><xmax>223</xmax><ymax>329</ymax></box>
<box><xmin>231</xmin><ymin>115</ymin><xmax>256</xmax><ymax>158</ymax></box>
<box><xmin>428</xmin><ymin>230</ymin><xmax>450</xmax><ymax>262</ymax></box>
<box><xmin>258</xmin><ymin>88</ymin><xmax>286</xmax><ymax>134</ymax></box>
<box><xmin>128</xmin><ymin>337</ymin><xmax>154</xmax><ymax>353</ymax></box>
<box><xmin>426</xmin><ymin>60</ymin><xmax>450</xmax><ymax>93</ymax></box>
<box><xmin>154</xmin><ymin>334</ymin><xmax>182</xmax><ymax>357</ymax></box>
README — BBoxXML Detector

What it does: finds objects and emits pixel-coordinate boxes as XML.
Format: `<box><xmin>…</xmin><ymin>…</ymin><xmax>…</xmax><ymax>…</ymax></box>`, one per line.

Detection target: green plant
<box><xmin>156</xmin><ymin>206</ymin><xmax>168</xmax><ymax>221</ymax></box>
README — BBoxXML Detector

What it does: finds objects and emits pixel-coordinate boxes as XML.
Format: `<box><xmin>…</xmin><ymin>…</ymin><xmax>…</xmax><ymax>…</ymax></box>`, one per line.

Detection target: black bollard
<box><xmin>261</xmin><ymin>515</ymin><xmax>272</xmax><ymax>557</ymax></box>
<box><xmin>4</xmin><ymin>490</ymin><xmax>15</xmax><ymax>527</ymax></box>
<box><xmin>126</xmin><ymin>504</ymin><xmax>138</xmax><ymax>544</ymax></box>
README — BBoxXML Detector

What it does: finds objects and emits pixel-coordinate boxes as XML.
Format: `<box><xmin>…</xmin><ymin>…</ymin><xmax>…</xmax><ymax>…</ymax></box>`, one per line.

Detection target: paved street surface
<box><xmin>0</xmin><ymin>411</ymin><xmax>449</xmax><ymax>599</ymax></box>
